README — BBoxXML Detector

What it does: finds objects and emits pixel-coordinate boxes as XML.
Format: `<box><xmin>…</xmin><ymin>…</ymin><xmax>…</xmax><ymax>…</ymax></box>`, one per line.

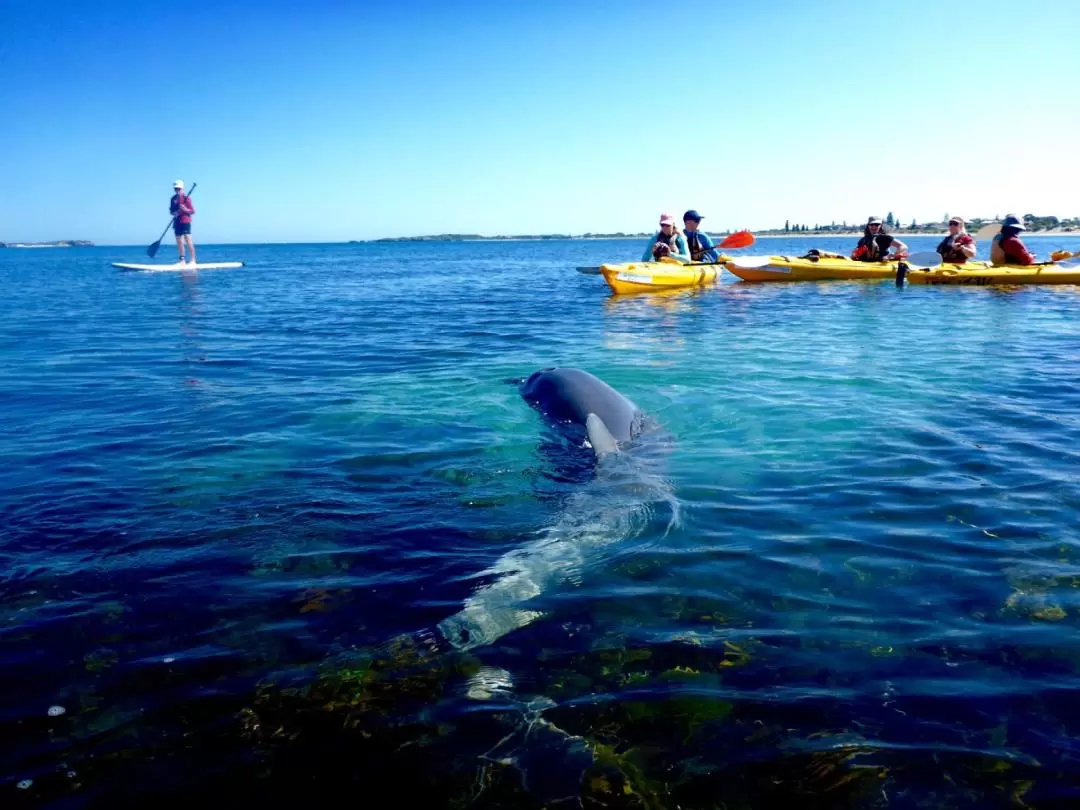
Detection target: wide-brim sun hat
<box><xmin>659</xmin><ymin>213</ymin><xmax>676</xmax><ymax>226</ymax></box>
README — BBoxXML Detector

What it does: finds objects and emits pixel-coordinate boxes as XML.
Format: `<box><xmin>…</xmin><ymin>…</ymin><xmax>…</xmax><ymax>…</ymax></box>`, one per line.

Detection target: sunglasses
<box><xmin>948</xmin><ymin>221</ymin><xmax>961</xmax><ymax>226</ymax></box>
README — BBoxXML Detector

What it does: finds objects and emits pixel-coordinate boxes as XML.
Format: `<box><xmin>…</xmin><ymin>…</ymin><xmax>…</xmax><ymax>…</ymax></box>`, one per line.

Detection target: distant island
<box><xmin>370</xmin><ymin>213</ymin><xmax>1079</xmax><ymax>242</ymax></box>
<box><xmin>0</xmin><ymin>240</ymin><xmax>95</xmax><ymax>248</ymax></box>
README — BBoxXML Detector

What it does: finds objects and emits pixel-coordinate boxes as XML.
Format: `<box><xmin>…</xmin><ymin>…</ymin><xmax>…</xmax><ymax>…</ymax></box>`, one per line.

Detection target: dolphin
<box><xmin>519</xmin><ymin>367</ymin><xmax>644</xmax><ymax>458</ymax></box>
<box><xmin>364</xmin><ymin>368</ymin><xmax>680</xmax><ymax>803</ymax></box>
<box><xmin>417</xmin><ymin>367</ymin><xmax>679</xmax><ymax>655</ymax></box>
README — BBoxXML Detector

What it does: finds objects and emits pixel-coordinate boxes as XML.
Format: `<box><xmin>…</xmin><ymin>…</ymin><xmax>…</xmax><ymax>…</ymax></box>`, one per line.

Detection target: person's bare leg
<box><xmin>176</xmin><ymin>235</ymin><xmax>185</xmax><ymax>263</ymax></box>
<box><xmin>184</xmin><ymin>234</ymin><xmax>196</xmax><ymax>264</ymax></box>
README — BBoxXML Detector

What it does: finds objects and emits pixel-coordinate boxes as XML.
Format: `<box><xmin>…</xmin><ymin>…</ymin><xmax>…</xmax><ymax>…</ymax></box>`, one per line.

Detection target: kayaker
<box><xmin>990</xmin><ymin>214</ymin><xmax>1037</xmax><ymax>266</ymax></box>
<box><xmin>850</xmin><ymin>216</ymin><xmax>907</xmax><ymax>262</ymax></box>
<box><xmin>682</xmin><ymin>210</ymin><xmax>719</xmax><ymax>263</ymax></box>
<box><xmin>642</xmin><ymin>213</ymin><xmax>691</xmax><ymax>263</ymax></box>
<box><xmin>936</xmin><ymin>216</ymin><xmax>976</xmax><ymax>264</ymax></box>
<box><xmin>170</xmin><ymin>180</ymin><xmax>197</xmax><ymax>264</ymax></box>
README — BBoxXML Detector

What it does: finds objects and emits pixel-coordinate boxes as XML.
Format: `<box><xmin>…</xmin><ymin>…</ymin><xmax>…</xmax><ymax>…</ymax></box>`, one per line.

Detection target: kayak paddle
<box><xmin>576</xmin><ymin>230</ymin><xmax>756</xmax><ymax>274</ymax></box>
<box><xmin>147</xmin><ymin>182</ymin><xmax>197</xmax><ymax>258</ymax></box>
<box><xmin>973</xmin><ymin>221</ymin><xmax>1001</xmax><ymax>242</ymax></box>
<box><xmin>895</xmin><ymin>251</ymin><xmax>944</xmax><ymax>286</ymax></box>
<box><xmin>719</xmin><ymin>229</ymin><xmax>755</xmax><ymax>250</ymax></box>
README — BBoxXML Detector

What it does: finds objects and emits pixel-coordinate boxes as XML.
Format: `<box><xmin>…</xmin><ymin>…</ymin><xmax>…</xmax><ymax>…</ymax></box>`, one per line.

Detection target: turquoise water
<box><xmin>3</xmin><ymin>236</ymin><xmax>1080</xmax><ymax>807</ymax></box>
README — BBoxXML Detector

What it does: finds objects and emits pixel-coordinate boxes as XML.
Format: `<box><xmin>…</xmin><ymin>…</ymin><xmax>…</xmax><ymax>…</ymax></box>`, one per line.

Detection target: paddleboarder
<box><xmin>169</xmin><ymin>180</ymin><xmax>197</xmax><ymax>264</ymax></box>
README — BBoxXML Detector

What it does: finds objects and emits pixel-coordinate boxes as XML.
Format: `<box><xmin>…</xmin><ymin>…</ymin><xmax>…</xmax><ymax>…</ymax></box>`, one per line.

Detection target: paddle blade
<box><xmin>906</xmin><ymin>251</ymin><xmax>943</xmax><ymax>269</ymax></box>
<box><xmin>727</xmin><ymin>256</ymin><xmax>771</xmax><ymax>269</ymax></box>
<box><xmin>974</xmin><ymin>222</ymin><xmax>1000</xmax><ymax>241</ymax></box>
<box><xmin>147</xmin><ymin>240</ymin><xmax>161</xmax><ymax>258</ymax></box>
<box><xmin>576</xmin><ymin>266</ymin><xmax>602</xmax><ymax>275</ymax></box>
<box><xmin>719</xmin><ymin>230</ymin><xmax>755</xmax><ymax>249</ymax></box>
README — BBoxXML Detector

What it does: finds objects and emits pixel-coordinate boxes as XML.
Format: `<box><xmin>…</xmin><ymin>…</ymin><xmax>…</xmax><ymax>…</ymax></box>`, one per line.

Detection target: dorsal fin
<box><xmin>585</xmin><ymin>413</ymin><xmax>619</xmax><ymax>457</ymax></box>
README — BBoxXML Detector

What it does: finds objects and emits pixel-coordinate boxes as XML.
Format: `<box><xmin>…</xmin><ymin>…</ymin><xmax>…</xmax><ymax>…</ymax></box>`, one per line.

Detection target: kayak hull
<box><xmin>599</xmin><ymin>261</ymin><xmax>719</xmax><ymax>294</ymax></box>
<box><xmin>723</xmin><ymin>255</ymin><xmax>1009</xmax><ymax>282</ymax></box>
<box><xmin>723</xmin><ymin>255</ymin><xmax>913</xmax><ymax>281</ymax></box>
<box><xmin>906</xmin><ymin>264</ymin><xmax>1080</xmax><ymax>285</ymax></box>
<box><xmin>724</xmin><ymin>255</ymin><xmax>909</xmax><ymax>281</ymax></box>
<box><xmin>113</xmin><ymin>261</ymin><xmax>244</xmax><ymax>271</ymax></box>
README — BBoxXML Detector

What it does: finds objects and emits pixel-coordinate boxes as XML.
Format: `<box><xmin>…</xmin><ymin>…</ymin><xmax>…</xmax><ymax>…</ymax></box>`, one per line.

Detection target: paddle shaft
<box><xmin>148</xmin><ymin>183</ymin><xmax>197</xmax><ymax>257</ymax></box>
<box><xmin>896</xmin><ymin>252</ymin><xmax>948</xmax><ymax>287</ymax></box>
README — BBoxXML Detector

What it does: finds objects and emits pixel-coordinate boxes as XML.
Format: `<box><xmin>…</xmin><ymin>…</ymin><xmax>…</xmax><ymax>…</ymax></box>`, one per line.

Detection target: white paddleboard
<box><xmin>113</xmin><ymin>261</ymin><xmax>244</xmax><ymax>272</ymax></box>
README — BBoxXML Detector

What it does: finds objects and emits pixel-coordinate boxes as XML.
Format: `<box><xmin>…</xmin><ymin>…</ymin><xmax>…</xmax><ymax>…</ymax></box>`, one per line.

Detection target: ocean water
<box><xmin>2</xmin><ymin>235</ymin><xmax>1080</xmax><ymax>808</ymax></box>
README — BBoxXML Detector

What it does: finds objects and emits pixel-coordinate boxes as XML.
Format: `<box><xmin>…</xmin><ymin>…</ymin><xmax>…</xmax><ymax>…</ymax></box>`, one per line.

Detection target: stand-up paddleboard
<box><xmin>112</xmin><ymin>261</ymin><xmax>244</xmax><ymax>272</ymax></box>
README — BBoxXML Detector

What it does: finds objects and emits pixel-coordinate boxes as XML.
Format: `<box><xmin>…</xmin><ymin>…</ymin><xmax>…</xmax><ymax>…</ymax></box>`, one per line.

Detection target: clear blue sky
<box><xmin>3</xmin><ymin>0</ymin><xmax>1078</xmax><ymax>244</ymax></box>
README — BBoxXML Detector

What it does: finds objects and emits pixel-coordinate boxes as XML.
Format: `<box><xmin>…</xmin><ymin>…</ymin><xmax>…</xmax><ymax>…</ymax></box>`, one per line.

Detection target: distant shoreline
<box><xmin>369</xmin><ymin>230</ymin><xmax>1078</xmax><ymax>243</ymax></box>
<box><xmin>0</xmin><ymin>240</ymin><xmax>94</xmax><ymax>248</ymax></box>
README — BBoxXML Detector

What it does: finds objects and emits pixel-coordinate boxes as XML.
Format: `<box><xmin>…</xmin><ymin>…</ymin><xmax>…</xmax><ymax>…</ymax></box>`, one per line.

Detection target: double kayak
<box><xmin>600</xmin><ymin>259</ymin><xmax>721</xmax><ymax>294</ymax></box>
<box><xmin>723</xmin><ymin>254</ymin><xmax>992</xmax><ymax>282</ymax></box>
<box><xmin>904</xmin><ymin>263</ymin><xmax>1080</xmax><ymax>286</ymax></box>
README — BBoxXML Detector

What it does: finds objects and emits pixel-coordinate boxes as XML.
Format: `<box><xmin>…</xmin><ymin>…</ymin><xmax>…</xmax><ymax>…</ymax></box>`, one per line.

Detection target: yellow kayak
<box><xmin>724</xmin><ymin>254</ymin><xmax>995</xmax><ymax>282</ymax></box>
<box><xmin>905</xmin><ymin>263</ymin><xmax>1080</xmax><ymax>286</ymax></box>
<box><xmin>600</xmin><ymin>259</ymin><xmax>720</xmax><ymax>294</ymax></box>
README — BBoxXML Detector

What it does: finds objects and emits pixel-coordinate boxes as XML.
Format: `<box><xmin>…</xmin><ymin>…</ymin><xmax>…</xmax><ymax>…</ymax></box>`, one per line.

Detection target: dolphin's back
<box><xmin>520</xmin><ymin>367</ymin><xmax>642</xmax><ymax>444</ymax></box>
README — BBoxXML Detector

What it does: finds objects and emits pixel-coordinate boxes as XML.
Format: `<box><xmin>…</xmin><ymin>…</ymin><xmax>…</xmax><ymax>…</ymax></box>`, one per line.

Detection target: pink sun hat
<box><xmin>659</xmin><ymin>212</ymin><xmax>676</xmax><ymax>226</ymax></box>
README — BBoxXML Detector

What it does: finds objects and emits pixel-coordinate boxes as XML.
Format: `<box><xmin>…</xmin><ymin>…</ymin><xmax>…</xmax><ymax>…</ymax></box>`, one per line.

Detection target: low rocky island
<box><xmin>0</xmin><ymin>240</ymin><xmax>95</xmax><ymax>248</ymax></box>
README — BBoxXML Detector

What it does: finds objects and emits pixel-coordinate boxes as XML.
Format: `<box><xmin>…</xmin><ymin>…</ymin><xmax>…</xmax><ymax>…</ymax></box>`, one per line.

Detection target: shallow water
<box><xmin>2</xmin><ymin>236</ymin><xmax>1080</xmax><ymax>807</ymax></box>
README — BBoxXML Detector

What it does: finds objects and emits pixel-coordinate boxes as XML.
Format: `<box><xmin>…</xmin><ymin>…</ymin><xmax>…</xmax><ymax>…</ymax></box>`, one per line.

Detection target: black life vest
<box><xmin>936</xmin><ymin>235</ymin><xmax>969</xmax><ymax>263</ymax></box>
<box><xmin>686</xmin><ymin>231</ymin><xmax>711</xmax><ymax>262</ymax></box>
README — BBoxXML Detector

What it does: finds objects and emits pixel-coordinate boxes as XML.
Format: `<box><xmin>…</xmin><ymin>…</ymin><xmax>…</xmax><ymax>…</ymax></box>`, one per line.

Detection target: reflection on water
<box><xmin>179</xmin><ymin>272</ymin><xmax>205</xmax><ymax>387</ymax></box>
<box><xmin>601</xmin><ymin>286</ymin><xmax>709</xmax><ymax>354</ymax></box>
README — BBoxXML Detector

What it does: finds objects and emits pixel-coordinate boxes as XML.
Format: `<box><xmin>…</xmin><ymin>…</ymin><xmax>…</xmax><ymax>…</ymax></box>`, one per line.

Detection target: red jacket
<box><xmin>170</xmin><ymin>193</ymin><xmax>195</xmax><ymax>224</ymax></box>
<box><xmin>999</xmin><ymin>234</ymin><xmax>1035</xmax><ymax>265</ymax></box>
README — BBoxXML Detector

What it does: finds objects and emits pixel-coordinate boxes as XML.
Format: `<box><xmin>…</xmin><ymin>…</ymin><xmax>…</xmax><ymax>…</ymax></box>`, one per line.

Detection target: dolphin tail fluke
<box><xmin>585</xmin><ymin>413</ymin><xmax>619</xmax><ymax>457</ymax></box>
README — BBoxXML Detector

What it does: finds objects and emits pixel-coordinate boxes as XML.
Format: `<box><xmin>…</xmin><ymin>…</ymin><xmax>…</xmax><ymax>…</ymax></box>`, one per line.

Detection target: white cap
<box><xmin>173</xmin><ymin>179</ymin><xmax>184</xmax><ymax>189</ymax></box>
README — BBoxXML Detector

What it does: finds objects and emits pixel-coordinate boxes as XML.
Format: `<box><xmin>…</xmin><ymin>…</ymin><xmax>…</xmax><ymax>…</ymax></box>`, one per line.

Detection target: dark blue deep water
<box><xmin>3</xmin><ymin>236</ymin><xmax>1080</xmax><ymax>808</ymax></box>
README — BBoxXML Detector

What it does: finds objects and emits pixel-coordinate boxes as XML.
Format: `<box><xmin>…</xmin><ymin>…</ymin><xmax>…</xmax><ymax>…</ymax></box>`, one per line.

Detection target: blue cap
<box><xmin>1001</xmin><ymin>214</ymin><xmax>1026</xmax><ymax>230</ymax></box>
<box><xmin>683</xmin><ymin>210</ymin><xmax>704</xmax><ymax>222</ymax></box>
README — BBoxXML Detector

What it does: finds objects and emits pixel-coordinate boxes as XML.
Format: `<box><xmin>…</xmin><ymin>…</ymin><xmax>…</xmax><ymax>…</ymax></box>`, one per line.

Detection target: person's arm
<box><xmin>888</xmin><ymin>237</ymin><xmax>908</xmax><ymax>257</ymax></box>
<box><xmin>699</xmin><ymin>232</ymin><xmax>719</xmax><ymax>262</ymax></box>
<box><xmin>179</xmin><ymin>196</ymin><xmax>195</xmax><ymax>216</ymax></box>
<box><xmin>958</xmin><ymin>236</ymin><xmax>976</xmax><ymax>258</ymax></box>
<box><xmin>672</xmin><ymin>234</ymin><xmax>692</xmax><ymax>263</ymax></box>
<box><xmin>642</xmin><ymin>233</ymin><xmax>657</xmax><ymax>262</ymax></box>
